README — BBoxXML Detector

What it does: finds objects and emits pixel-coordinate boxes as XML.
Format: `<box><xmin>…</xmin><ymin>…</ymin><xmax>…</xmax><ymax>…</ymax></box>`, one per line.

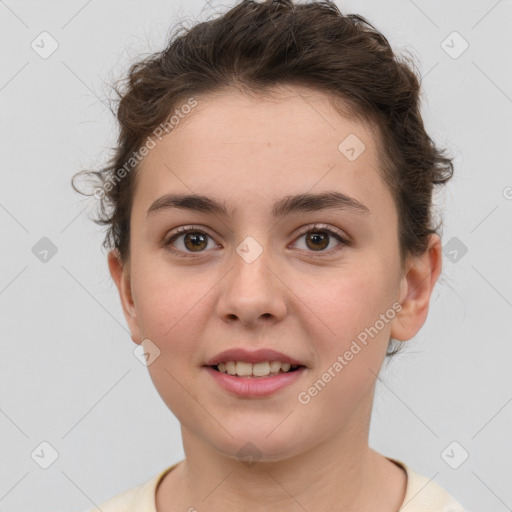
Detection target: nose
<box><xmin>216</xmin><ymin>242</ymin><xmax>288</xmax><ymax>328</ymax></box>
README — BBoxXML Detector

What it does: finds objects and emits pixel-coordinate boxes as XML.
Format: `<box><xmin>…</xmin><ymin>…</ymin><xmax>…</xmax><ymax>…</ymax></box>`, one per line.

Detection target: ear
<box><xmin>108</xmin><ymin>250</ymin><xmax>142</xmax><ymax>345</ymax></box>
<box><xmin>390</xmin><ymin>233</ymin><xmax>443</xmax><ymax>342</ymax></box>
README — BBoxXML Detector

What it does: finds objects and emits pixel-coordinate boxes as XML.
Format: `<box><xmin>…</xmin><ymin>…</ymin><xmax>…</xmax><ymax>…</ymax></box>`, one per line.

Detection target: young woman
<box><xmin>74</xmin><ymin>0</ymin><xmax>467</xmax><ymax>510</ymax></box>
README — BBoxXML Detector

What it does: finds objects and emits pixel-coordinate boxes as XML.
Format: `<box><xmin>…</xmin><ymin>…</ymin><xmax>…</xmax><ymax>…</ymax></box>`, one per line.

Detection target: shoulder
<box><xmin>87</xmin><ymin>483</ymin><xmax>147</xmax><ymax>512</ymax></box>
<box><xmin>84</xmin><ymin>464</ymin><xmax>178</xmax><ymax>512</ymax></box>
<box><xmin>389</xmin><ymin>457</ymin><xmax>467</xmax><ymax>512</ymax></box>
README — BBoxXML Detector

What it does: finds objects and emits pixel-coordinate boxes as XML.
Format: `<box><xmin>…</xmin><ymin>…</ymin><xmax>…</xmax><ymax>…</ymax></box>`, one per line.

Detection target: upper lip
<box><xmin>204</xmin><ymin>348</ymin><xmax>306</xmax><ymax>367</ymax></box>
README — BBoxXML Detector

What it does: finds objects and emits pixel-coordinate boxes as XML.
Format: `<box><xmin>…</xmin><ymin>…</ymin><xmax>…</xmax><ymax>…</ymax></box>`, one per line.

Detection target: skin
<box><xmin>108</xmin><ymin>84</ymin><xmax>442</xmax><ymax>511</ymax></box>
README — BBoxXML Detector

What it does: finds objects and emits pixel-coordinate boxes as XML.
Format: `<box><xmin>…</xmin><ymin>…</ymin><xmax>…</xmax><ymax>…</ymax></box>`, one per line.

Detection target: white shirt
<box><xmin>86</xmin><ymin>457</ymin><xmax>468</xmax><ymax>511</ymax></box>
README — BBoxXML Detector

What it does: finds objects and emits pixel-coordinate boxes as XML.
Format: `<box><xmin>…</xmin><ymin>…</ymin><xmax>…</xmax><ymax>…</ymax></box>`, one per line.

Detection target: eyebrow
<box><xmin>146</xmin><ymin>191</ymin><xmax>370</xmax><ymax>220</ymax></box>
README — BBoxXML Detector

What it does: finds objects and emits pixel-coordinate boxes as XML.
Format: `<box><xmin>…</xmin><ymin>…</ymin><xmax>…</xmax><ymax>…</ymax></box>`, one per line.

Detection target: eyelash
<box><xmin>163</xmin><ymin>223</ymin><xmax>351</xmax><ymax>259</ymax></box>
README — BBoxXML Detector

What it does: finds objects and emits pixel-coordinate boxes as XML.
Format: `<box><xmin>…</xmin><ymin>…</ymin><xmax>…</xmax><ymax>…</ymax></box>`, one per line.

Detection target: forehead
<box><xmin>135</xmin><ymin>85</ymin><xmax>392</xmax><ymax>222</ymax></box>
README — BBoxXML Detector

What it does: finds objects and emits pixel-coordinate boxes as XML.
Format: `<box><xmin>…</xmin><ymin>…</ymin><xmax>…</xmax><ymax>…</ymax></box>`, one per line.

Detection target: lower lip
<box><xmin>204</xmin><ymin>366</ymin><xmax>306</xmax><ymax>398</ymax></box>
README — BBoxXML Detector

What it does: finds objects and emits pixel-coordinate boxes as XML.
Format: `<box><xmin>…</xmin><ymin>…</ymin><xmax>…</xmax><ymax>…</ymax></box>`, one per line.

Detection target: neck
<box><xmin>186</xmin><ymin>430</ymin><xmax>372</xmax><ymax>508</ymax></box>
<box><xmin>156</xmin><ymin>400</ymin><xmax>406</xmax><ymax>511</ymax></box>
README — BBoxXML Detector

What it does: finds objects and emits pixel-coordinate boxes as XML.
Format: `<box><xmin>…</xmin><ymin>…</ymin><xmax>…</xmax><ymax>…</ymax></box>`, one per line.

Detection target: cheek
<box><xmin>131</xmin><ymin>252</ymin><xmax>204</xmax><ymax>337</ymax></box>
<box><xmin>130</xmin><ymin>265</ymin><xmax>213</xmax><ymax>414</ymax></box>
<box><xmin>293</xmin><ymin>270</ymin><xmax>395</xmax><ymax>419</ymax></box>
<box><xmin>299</xmin><ymin>258</ymin><xmax>397</xmax><ymax>366</ymax></box>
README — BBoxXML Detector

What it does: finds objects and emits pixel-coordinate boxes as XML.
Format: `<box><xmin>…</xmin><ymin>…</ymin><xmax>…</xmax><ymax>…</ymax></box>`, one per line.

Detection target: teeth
<box><xmin>236</xmin><ymin>361</ymin><xmax>253</xmax><ymax>376</ymax></box>
<box><xmin>269</xmin><ymin>361</ymin><xmax>281</xmax><ymax>373</ymax></box>
<box><xmin>253</xmin><ymin>362</ymin><xmax>270</xmax><ymax>377</ymax></box>
<box><xmin>216</xmin><ymin>360</ymin><xmax>298</xmax><ymax>377</ymax></box>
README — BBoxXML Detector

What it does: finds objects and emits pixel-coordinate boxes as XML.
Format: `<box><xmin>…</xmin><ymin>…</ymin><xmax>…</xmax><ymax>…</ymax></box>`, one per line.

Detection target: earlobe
<box><xmin>107</xmin><ymin>250</ymin><xmax>142</xmax><ymax>344</ymax></box>
<box><xmin>390</xmin><ymin>234</ymin><xmax>443</xmax><ymax>342</ymax></box>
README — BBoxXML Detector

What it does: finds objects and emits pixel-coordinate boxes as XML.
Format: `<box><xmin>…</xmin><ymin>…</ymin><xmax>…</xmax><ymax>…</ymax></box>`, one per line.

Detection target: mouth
<box><xmin>207</xmin><ymin>361</ymin><xmax>306</xmax><ymax>378</ymax></box>
<box><xmin>204</xmin><ymin>361</ymin><xmax>307</xmax><ymax>398</ymax></box>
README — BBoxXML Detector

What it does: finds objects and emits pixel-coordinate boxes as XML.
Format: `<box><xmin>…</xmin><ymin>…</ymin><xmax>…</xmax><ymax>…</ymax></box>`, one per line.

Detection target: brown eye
<box><xmin>304</xmin><ymin>231</ymin><xmax>330</xmax><ymax>251</ymax></box>
<box><xmin>183</xmin><ymin>232</ymin><xmax>208</xmax><ymax>252</ymax></box>
<box><xmin>165</xmin><ymin>227</ymin><xmax>217</xmax><ymax>256</ymax></box>
<box><xmin>292</xmin><ymin>224</ymin><xmax>349</xmax><ymax>256</ymax></box>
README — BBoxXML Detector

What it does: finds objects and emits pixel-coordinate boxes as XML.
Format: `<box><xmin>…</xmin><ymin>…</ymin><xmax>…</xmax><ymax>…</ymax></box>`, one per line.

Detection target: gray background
<box><xmin>1</xmin><ymin>1</ymin><xmax>511</xmax><ymax>511</ymax></box>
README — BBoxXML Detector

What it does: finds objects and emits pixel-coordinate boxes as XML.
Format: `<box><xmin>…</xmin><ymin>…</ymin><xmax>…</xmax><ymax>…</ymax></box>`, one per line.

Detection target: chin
<box><xmin>206</xmin><ymin>427</ymin><xmax>310</xmax><ymax>465</ymax></box>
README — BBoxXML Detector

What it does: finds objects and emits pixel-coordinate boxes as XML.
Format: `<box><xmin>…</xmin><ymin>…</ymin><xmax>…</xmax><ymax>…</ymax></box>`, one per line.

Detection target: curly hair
<box><xmin>72</xmin><ymin>0</ymin><xmax>454</xmax><ymax>358</ymax></box>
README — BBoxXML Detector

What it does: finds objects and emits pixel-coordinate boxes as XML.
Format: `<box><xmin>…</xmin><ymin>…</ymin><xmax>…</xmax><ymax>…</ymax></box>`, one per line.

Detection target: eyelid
<box><xmin>294</xmin><ymin>223</ymin><xmax>349</xmax><ymax>242</ymax></box>
<box><xmin>165</xmin><ymin>224</ymin><xmax>213</xmax><ymax>240</ymax></box>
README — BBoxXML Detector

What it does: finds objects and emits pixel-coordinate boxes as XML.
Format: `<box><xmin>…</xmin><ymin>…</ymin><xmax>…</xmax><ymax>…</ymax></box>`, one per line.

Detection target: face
<box><xmin>109</xmin><ymin>85</ymin><xmax>441</xmax><ymax>463</ymax></box>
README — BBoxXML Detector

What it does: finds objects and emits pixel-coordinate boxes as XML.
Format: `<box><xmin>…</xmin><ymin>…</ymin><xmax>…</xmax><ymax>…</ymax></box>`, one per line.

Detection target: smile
<box><xmin>204</xmin><ymin>364</ymin><xmax>307</xmax><ymax>398</ymax></box>
<box><xmin>212</xmin><ymin>360</ymin><xmax>302</xmax><ymax>378</ymax></box>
